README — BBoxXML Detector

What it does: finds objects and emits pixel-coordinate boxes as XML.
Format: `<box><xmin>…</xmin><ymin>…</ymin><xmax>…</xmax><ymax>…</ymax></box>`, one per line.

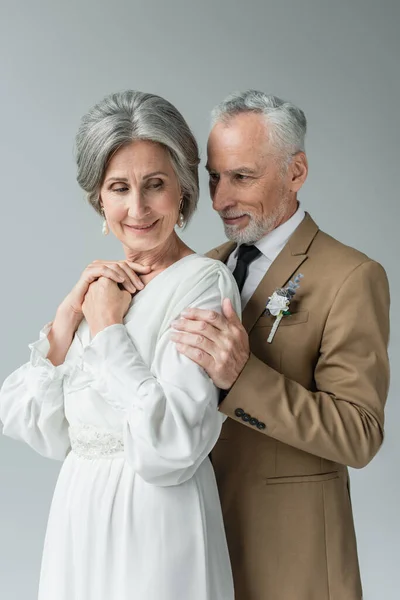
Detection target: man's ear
<box><xmin>289</xmin><ymin>152</ymin><xmax>308</xmax><ymax>193</ymax></box>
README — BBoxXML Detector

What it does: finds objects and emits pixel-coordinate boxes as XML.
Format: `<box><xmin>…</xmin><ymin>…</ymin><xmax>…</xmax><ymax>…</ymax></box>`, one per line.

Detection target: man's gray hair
<box><xmin>76</xmin><ymin>90</ymin><xmax>200</xmax><ymax>223</ymax></box>
<box><xmin>211</xmin><ymin>90</ymin><xmax>307</xmax><ymax>160</ymax></box>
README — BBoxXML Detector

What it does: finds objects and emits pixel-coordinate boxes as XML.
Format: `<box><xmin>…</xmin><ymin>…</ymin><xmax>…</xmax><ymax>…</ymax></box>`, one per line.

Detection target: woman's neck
<box><xmin>124</xmin><ymin>233</ymin><xmax>194</xmax><ymax>279</ymax></box>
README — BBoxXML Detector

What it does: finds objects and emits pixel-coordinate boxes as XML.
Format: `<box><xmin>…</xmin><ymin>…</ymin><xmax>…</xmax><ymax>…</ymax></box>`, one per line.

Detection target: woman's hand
<box><xmin>82</xmin><ymin>277</ymin><xmax>132</xmax><ymax>338</ymax></box>
<box><xmin>60</xmin><ymin>259</ymin><xmax>151</xmax><ymax>321</ymax></box>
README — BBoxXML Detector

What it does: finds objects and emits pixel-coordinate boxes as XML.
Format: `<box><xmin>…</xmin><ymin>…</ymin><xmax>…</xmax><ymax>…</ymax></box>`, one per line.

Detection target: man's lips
<box><xmin>222</xmin><ymin>215</ymin><xmax>248</xmax><ymax>225</ymax></box>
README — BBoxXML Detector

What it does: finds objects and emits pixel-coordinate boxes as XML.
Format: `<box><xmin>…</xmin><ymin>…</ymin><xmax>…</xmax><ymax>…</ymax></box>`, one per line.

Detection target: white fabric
<box><xmin>226</xmin><ymin>205</ymin><xmax>306</xmax><ymax>307</ymax></box>
<box><xmin>0</xmin><ymin>254</ymin><xmax>241</xmax><ymax>600</ymax></box>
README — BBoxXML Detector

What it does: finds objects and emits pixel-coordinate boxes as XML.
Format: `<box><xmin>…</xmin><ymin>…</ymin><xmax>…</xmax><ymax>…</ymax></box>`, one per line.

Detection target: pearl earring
<box><xmin>177</xmin><ymin>197</ymin><xmax>185</xmax><ymax>228</ymax></box>
<box><xmin>101</xmin><ymin>208</ymin><xmax>109</xmax><ymax>236</ymax></box>
<box><xmin>177</xmin><ymin>213</ymin><xmax>185</xmax><ymax>228</ymax></box>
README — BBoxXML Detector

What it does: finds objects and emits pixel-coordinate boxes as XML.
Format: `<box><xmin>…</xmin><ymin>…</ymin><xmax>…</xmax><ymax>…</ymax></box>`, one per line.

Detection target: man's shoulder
<box><xmin>306</xmin><ymin>227</ymin><xmax>389</xmax><ymax>300</ymax></box>
<box><xmin>205</xmin><ymin>241</ymin><xmax>235</xmax><ymax>261</ymax></box>
<box><xmin>314</xmin><ymin>228</ymin><xmax>367</xmax><ymax>260</ymax></box>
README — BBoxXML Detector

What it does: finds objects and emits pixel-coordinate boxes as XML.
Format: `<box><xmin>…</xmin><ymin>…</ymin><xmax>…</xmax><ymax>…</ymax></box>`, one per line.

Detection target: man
<box><xmin>171</xmin><ymin>91</ymin><xmax>390</xmax><ymax>600</ymax></box>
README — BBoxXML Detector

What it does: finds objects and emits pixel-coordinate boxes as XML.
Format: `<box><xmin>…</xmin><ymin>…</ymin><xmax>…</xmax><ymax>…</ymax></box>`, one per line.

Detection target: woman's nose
<box><xmin>127</xmin><ymin>192</ymin><xmax>150</xmax><ymax>220</ymax></box>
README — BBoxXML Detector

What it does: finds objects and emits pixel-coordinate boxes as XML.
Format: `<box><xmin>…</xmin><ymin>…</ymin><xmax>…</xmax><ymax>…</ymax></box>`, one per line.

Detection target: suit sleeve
<box><xmin>218</xmin><ymin>260</ymin><xmax>390</xmax><ymax>468</ymax></box>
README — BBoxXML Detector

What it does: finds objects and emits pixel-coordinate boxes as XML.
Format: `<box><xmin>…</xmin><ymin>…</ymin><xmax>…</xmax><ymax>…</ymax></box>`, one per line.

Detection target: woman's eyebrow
<box><xmin>142</xmin><ymin>171</ymin><xmax>169</xmax><ymax>180</ymax></box>
<box><xmin>104</xmin><ymin>176</ymin><xmax>129</xmax><ymax>184</ymax></box>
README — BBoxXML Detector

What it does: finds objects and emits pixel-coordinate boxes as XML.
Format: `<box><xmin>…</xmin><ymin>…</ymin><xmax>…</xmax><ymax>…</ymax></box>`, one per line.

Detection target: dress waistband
<box><xmin>69</xmin><ymin>425</ymin><xmax>124</xmax><ymax>459</ymax></box>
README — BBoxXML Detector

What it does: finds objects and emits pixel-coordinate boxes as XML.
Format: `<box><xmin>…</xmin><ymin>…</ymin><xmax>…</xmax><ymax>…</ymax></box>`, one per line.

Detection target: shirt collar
<box><xmin>234</xmin><ymin>205</ymin><xmax>306</xmax><ymax>262</ymax></box>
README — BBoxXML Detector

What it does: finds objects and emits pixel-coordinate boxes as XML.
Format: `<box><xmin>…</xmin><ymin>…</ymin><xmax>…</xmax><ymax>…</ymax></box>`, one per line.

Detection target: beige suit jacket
<box><xmin>208</xmin><ymin>213</ymin><xmax>390</xmax><ymax>600</ymax></box>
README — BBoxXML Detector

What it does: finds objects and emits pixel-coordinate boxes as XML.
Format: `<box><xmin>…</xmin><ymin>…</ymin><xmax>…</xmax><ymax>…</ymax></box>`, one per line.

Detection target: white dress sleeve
<box><xmin>0</xmin><ymin>323</ymin><xmax>81</xmax><ymax>460</ymax></box>
<box><xmin>82</xmin><ymin>263</ymin><xmax>241</xmax><ymax>486</ymax></box>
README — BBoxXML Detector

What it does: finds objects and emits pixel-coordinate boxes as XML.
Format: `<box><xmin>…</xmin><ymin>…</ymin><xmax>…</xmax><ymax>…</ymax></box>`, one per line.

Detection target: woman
<box><xmin>0</xmin><ymin>90</ymin><xmax>240</xmax><ymax>600</ymax></box>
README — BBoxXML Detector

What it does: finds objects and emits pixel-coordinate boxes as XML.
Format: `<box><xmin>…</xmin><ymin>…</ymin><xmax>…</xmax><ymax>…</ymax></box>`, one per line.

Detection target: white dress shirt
<box><xmin>226</xmin><ymin>205</ymin><xmax>306</xmax><ymax>308</ymax></box>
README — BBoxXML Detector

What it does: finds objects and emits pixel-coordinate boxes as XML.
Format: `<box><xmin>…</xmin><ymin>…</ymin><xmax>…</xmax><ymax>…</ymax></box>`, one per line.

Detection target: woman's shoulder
<box><xmin>170</xmin><ymin>253</ymin><xmax>240</xmax><ymax>311</ymax></box>
<box><xmin>174</xmin><ymin>253</ymin><xmax>236</xmax><ymax>287</ymax></box>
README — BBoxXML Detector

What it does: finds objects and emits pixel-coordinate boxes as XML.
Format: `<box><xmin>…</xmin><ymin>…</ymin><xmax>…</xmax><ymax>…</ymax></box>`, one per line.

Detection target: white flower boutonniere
<box><xmin>265</xmin><ymin>274</ymin><xmax>304</xmax><ymax>343</ymax></box>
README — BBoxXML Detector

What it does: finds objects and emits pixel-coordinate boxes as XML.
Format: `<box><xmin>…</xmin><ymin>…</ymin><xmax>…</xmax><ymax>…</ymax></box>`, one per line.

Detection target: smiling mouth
<box><xmin>124</xmin><ymin>220</ymin><xmax>159</xmax><ymax>232</ymax></box>
<box><xmin>222</xmin><ymin>215</ymin><xmax>247</xmax><ymax>225</ymax></box>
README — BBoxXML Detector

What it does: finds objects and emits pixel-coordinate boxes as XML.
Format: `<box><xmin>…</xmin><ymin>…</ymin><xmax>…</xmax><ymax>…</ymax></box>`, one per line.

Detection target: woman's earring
<box><xmin>177</xmin><ymin>197</ymin><xmax>185</xmax><ymax>228</ymax></box>
<box><xmin>101</xmin><ymin>208</ymin><xmax>109</xmax><ymax>236</ymax></box>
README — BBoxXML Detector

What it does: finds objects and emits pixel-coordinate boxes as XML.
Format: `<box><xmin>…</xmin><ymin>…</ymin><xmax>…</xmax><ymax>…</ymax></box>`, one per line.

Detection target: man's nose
<box><xmin>211</xmin><ymin>179</ymin><xmax>233</xmax><ymax>213</ymax></box>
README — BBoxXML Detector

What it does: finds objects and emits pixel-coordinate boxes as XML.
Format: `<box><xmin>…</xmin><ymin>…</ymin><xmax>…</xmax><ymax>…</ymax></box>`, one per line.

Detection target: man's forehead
<box><xmin>209</xmin><ymin>112</ymin><xmax>268</xmax><ymax>139</ymax></box>
<box><xmin>208</xmin><ymin>114</ymin><xmax>270</xmax><ymax>159</ymax></box>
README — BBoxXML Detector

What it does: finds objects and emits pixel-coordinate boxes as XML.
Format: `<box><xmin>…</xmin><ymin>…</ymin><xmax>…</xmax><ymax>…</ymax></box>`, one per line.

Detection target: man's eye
<box><xmin>235</xmin><ymin>174</ymin><xmax>249</xmax><ymax>181</ymax></box>
<box><xmin>209</xmin><ymin>174</ymin><xmax>219</xmax><ymax>183</ymax></box>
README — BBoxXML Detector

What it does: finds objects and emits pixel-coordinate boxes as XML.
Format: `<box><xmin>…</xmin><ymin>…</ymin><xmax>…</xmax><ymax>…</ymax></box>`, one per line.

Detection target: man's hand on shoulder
<box><xmin>170</xmin><ymin>298</ymin><xmax>250</xmax><ymax>389</ymax></box>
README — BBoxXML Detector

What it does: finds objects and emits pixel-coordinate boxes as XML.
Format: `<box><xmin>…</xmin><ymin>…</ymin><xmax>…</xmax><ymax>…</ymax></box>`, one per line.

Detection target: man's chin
<box><xmin>224</xmin><ymin>224</ymin><xmax>254</xmax><ymax>244</ymax></box>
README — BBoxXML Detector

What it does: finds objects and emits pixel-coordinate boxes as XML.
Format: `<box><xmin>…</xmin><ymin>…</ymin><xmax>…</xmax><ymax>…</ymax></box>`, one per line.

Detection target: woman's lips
<box><xmin>124</xmin><ymin>220</ymin><xmax>159</xmax><ymax>233</ymax></box>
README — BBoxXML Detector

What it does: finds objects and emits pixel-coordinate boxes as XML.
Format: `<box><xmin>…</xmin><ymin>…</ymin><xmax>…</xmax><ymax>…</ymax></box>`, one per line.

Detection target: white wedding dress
<box><xmin>0</xmin><ymin>254</ymin><xmax>240</xmax><ymax>600</ymax></box>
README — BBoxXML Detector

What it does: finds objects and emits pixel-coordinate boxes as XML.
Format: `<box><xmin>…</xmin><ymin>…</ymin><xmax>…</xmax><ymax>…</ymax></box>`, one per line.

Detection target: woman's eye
<box><xmin>147</xmin><ymin>181</ymin><xmax>163</xmax><ymax>190</ymax></box>
<box><xmin>112</xmin><ymin>186</ymin><xmax>129</xmax><ymax>193</ymax></box>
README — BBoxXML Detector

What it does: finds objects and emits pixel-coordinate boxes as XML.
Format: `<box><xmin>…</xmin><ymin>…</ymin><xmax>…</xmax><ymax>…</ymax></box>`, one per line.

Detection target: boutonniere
<box><xmin>265</xmin><ymin>274</ymin><xmax>304</xmax><ymax>343</ymax></box>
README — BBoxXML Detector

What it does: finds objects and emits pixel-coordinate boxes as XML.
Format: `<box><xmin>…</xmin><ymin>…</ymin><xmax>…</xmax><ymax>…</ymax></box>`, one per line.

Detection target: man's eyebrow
<box><xmin>205</xmin><ymin>166</ymin><xmax>257</xmax><ymax>175</ymax></box>
<box><xmin>228</xmin><ymin>167</ymin><xmax>257</xmax><ymax>175</ymax></box>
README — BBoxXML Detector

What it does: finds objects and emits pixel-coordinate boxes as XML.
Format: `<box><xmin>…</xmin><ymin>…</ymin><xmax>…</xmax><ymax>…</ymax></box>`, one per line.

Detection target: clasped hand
<box><xmin>60</xmin><ymin>259</ymin><xmax>151</xmax><ymax>338</ymax></box>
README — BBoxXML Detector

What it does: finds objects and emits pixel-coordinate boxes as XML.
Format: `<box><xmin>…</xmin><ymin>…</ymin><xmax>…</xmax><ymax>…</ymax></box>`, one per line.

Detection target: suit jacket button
<box><xmin>242</xmin><ymin>413</ymin><xmax>251</xmax><ymax>422</ymax></box>
<box><xmin>235</xmin><ymin>408</ymin><xmax>245</xmax><ymax>418</ymax></box>
<box><xmin>257</xmin><ymin>422</ymin><xmax>266</xmax><ymax>430</ymax></box>
<box><xmin>249</xmin><ymin>418</ymin><xmax>259</xmax><ymax>427</ymax></box>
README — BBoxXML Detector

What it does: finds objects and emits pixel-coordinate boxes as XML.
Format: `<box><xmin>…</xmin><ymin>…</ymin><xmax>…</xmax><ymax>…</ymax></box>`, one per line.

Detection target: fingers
<box><xmin>222</xmin><ymin>298</ymin><xmax>240</xmax><ymax>323</ymax></box>
<box><xmin>180</xmin><ymin>308</ymin><xmax>226</xmax><ymax>331</ymax></box>
<box><xmin>118</xmin><ymin>263</ymin><xmax>145</xmax><ymax>292</ymax></box>
<box><xmin>86</xmin><ymin>260</ymin><xmax>152</xmax><ymax>294</ymax></box>
<box><xmin>170</xmin><ymin>331</ymin><xmax>217</xmax><ymax>358</ymax></box>
<box><xmin>175</xmin><ymin>343</ymin><xmax>213</xmax><ymax>372</ymax></box>
<box><xmin>87</xmin><ymin>265</ymin><xmax>134</xmax><ymax>291</ymax></box>
<box><xmin>171</xmin><ymin>317</ymin><xmax>220</xmax><ymax>343</ymax></box>
<box><xmin>125</xmin><ymin>261</ymin><xmax>152</xmax><ymax>274</ymax></box>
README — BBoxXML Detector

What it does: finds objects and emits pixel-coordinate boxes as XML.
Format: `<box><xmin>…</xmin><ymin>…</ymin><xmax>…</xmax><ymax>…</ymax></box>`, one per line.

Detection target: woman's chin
<box><xmin>121</xmin><ymin>233</ymin><xmax>172</xmax><ymax>255</ymax></box>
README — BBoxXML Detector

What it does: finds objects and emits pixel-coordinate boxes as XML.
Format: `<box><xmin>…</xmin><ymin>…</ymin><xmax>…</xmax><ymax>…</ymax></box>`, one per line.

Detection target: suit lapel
<box><xmin>242</xmin><ymin>248</ymin><xmax>307</xmax><ymax>332</ymax></box>
<box><xmin>242</xmin><ymin>213</ymin><xmax>319</xmax><ymax>333</ymax></box>
<box><xmin>205</xmin><ymin>212</ymin><xmax>319</xmax><ymax>333</ymax></box>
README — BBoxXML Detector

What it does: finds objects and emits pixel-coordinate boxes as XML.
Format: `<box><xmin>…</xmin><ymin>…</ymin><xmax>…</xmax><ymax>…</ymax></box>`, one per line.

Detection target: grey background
<box><xmin>0</xmin><ymin>0</ymin><xmax>399</xmax><ymax>598</ymax></box>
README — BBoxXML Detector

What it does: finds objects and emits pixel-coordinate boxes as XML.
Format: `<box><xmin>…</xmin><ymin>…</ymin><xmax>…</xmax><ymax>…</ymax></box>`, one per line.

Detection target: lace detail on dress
<box><xmin>69</xmin><ymin>425</ymin><xmax>124</xmax><ymax>459</ymax></box>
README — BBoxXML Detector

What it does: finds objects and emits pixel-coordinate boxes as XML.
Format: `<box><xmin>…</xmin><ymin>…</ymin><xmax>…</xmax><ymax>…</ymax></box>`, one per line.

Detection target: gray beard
<box><xmin>221</xmin><ymin>200</ymin><xmax>288</xmax><ymax>244</ymax></box>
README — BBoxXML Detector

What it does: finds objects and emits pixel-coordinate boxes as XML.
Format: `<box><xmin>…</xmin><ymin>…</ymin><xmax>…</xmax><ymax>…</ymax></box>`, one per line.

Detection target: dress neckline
<box><xmin>126</xmin><ymin>253</ymin><xmax>200</xmax><ymax>313</ymax></box>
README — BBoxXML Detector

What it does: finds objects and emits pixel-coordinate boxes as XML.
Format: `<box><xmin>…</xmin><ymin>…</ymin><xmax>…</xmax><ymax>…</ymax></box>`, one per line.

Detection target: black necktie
<box><xmin>232</xmin><ymin>244</ymin><xmax>261</xmax><ymax>293</ymax></box>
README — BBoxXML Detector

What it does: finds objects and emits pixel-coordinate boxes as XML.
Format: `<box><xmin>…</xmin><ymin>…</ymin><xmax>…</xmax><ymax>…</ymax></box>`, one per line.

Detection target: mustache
<box><xmin>219</xmin><ymin>209</ymin><xmax>253</xmax><ymax>220</ymax></box>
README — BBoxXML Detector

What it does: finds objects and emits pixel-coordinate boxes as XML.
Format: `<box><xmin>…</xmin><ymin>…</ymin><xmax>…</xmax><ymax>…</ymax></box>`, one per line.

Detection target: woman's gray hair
<box><xmin>211</xmin><ymin>90</ymin><xmax>307</xmax><ymax>162</ymax></box>
<box><xmin>76</xmin><ymin>90</ymin><xmax>200</xmax><ymax>224</ymax></box>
